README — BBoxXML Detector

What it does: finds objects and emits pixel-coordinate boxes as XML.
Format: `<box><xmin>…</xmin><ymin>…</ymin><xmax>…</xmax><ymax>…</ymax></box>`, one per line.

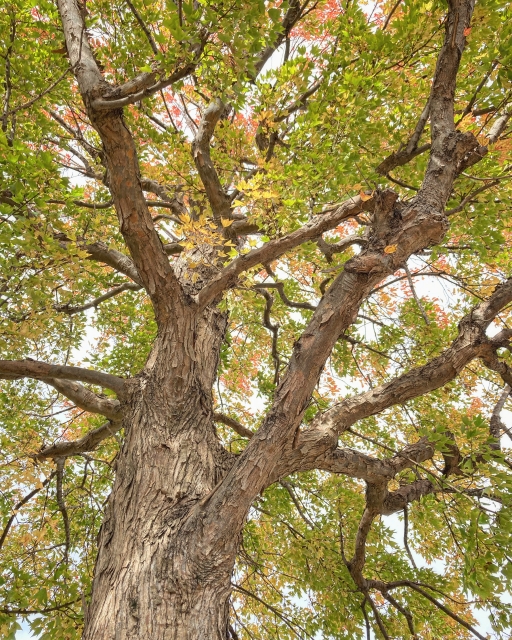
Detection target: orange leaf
<box><xmin>359</xmin><ymin>190</ymin><xmax>372</xmax><ymax>202</ymax></box>
<box><xmin>463</xmin><ymin>27</ymin><xmax>472</xmax><ymax>36</ymax></box>
<box><xmin>384</xmin><ymin>244</ymin><xmax>397</xmax><ymax>254</ymax></box>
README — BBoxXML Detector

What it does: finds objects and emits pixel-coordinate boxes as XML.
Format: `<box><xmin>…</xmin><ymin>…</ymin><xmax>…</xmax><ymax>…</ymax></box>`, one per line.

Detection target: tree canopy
<box><xmin>1</xmin><ymin>0</ymin><xmax>512</xmax><ymax>638</ymax></box>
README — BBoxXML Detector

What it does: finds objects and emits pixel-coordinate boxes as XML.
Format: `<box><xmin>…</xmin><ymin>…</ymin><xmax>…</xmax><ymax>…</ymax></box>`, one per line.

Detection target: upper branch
<box><xmin>192</xmin><ymin>99</ymin><xmax>233</xmax><ymax>226</ymax></box>
<box><xmin>35</xmin><ymin>421</ymin><xmax>122</xmax><ymax>461</ymax></box>
<box><xmin>195</xmin><ymin>194</ymin><xmax>374</xmax><ymax>309</ymax></box>
<box><xmin>417</xmin><ymin>0</ymin><xmax>481</xmax><ymax>209</ymax></box>
<box><xmin>0</xmin><ymin>359</ymin><xmax>125</xmax><ymax>396</ymax></box>
<box><xmin>56</xmin><ymin>0</ymin><xmax>186</xmax><ymax>326</ymax></box>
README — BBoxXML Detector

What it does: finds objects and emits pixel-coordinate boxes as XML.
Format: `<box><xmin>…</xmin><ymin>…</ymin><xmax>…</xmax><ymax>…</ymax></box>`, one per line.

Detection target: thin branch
<box><xmin>213</xmin><ymin>412</ymin><xmax>254</xmax><ymax>439</ymax></box>
<box><xmin>382</xmin><ymin>0</ymin><xmax>402</xmax><ymax>31</ymax></box>
<box><xmin>280</xmin><ymin>480</ymin><xmax>316</xmax><ymax>528</ymax></box>
<box><xmin>257</xmin><ymin>289</ymin><xmax>281</xmax><ymax>384</ymax></box>
<box><xmin>0</xmin><ymin>472</ymin><xmax>56</xmax><ymax>551</ymax></box>
<box><xmin>55</xmin><ymin>282</ymin><xmax>142</xmax><ymax>315</ymax></box>
<box><xmin>125</xmin><ymin>0</ymin><xmax>159</xmax><ymax>55</ymax></box>
<box><xmin>0</xmin><ymin>597</ymin><xmax>81</xmax><ymax>616</ymax></box>
<box><xmin>4</xmin><ymin>67</ymin><xmax>71</xmax><ymax>117</ymax></box>
<box><xmin>253</xmin><ymin>282</ymin><xmax>316</xmax><ymax>311</ymax></box>
<box><xmin>385</xmin><ymin>172</ymin><xmax>419</xmax><ymax>192</ymax></box>
<box><xmin>403</xmin><ymin>505</ymin><xmax>417</xmax><ymax>569</ymax></box>
<box><xmin>56</xmin><ymin>458</ymin><xmax>70</xmax><ymax>563</ymax></box>
<box><xmin>456</xmin><ymin>61</ymin><xmax>498</xmax><ymax>125</ymax></box>
<box><xmin>404</xmin><ymin>264</ymin><xmax>430</xmax><ymax>324</ymax></box>
<box><xmin>366</xmin><ymin>594</ymin><xmax>390</xmax><ymax>640</ymax></box>
<box><xmin>405</xmin><ymin>583</ymin><xmax>486</xmax><ymax>640</ymax></box>
<box><xmin>446</xmin><ymin>179</ymin><xmax>500</xmax><ymax>216</ymax></box>
<box><xmin>232</xmin><ymin>583</ymin><xmax>310</xmax><ymax>639</ymax></box>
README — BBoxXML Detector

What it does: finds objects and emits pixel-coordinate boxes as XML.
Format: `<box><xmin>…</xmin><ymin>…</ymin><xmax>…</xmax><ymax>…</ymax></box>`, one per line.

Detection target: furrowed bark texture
<box><xmin>48</xmin><ymin>0</ymin><xmax>490</xmax><ymax>638</ymax></box>
<box><xmin>83</xmin><ymin>310</ymin><xmax>236</xmax><ymax>639</ymax></box>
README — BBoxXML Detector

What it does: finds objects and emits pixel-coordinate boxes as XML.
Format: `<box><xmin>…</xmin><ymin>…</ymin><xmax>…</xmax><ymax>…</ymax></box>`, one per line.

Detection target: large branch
<box><xmin>0</xmin><ymin>359</ymin><xmax>125</xmax><ymax>396</ymax></box>
<box><xmin>203</xmin><ymin>0</ymin><xmax>480</xmax><ymax>530</ymax></box>
<box><xmin>91</xmin><ymin>63</ymin><xmax>199</xmax><ymax>110</ymax></box>
<box><xmin>195</xmin><ymin>194</ymin><xmax>376</xmax><ymax>309</ymax></box>
<box><xmin>191</xmin><ymin>99</ymin><xmax>233</xmax><ymax>226</ymax></box>
<box><xmin>84</xmin><ymin>241</ymin><xmax>142</xmax><ymax>284</ymax></box>
<box><xmin>276</xmin><ymin>277</ymin><xmax>512</xmax><ymax>478</ymax></box>
<box><xmin>57</xmin><ymin>0</ymin><xmax>185</xmax><ymax>327</ymax></box>
<box><xmin>45</xmin><ymin>379</ymin><xmax>122</xmax><ymax>420</ymax></box>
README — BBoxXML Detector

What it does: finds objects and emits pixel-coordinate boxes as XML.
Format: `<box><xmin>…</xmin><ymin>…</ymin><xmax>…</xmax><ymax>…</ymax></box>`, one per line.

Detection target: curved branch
<box><xmin>56</xmin><ymin>282</ymin><xmax>142</xmax><ymax>315</ymax></box>
<box><xmin>192</xmin><ymin>99</ymin><xmax>233</xmax><ymax>226</ymax></box>
<box><xmin>195</xmin><ymin>194</ymin><xmax>374</xmax><ymax>309</ymax></box>
<box><xmin>45</xmin><ymin>379</ymin><xmax>122</xmax><ymax>420</ymax></box>
<box><xmin>276</xmin><ymin>277</ymin><xmax>512</xmax><ymax>478</ymax></box>
<box><xmin>0</xmin><ymin>472</ymin><xmax>56</xmax><ymax>551</ymax></box>
<box><xmin>57</xmin><ymin>0</ymin><xmax>186</xmax><ymax>326</ymax></box>
<box><xmin>0</xmin><ymin>359</ymin><xmax>125</xmax><ymax>396</ymax></box>
<box><xmin>35</xmin><ymin>420</ymin><xmax>122</xmax><ymax>460</ymax></box>
<box><xmin>253</xmin><ymin>282</ymin><xmax>316</xmax><ymax>311</ymax></box>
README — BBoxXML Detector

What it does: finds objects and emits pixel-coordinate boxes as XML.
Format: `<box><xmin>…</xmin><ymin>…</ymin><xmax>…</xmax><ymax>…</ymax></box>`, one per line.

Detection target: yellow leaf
<box><xmin>384</xmin><ymin>244</ymin><xmax>397</xmax><ymax>254</ymax></box>
<box><xmin>221</xmin><ymin>218</ymin><xmax>233</xmax><ymax>227</ymax></box>
<box><xmin>359</xmin><ymin>190</ymin><xmax>372</xmax><ymax>201</ymax></box>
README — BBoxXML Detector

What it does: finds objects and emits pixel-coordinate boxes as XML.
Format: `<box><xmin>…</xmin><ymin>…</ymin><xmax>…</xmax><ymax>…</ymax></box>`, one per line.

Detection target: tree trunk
<box><xmin>83</xmin><ymin>308</ymin><xmax>238</xmax><ymax>639</ymax></box>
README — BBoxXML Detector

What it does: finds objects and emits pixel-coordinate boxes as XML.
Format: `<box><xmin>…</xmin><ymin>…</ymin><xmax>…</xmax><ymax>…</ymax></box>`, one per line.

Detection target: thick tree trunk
<box><xmin>84</xmin><ymin>309</ymin><xmax>238</xmax><ymax>639</ymax></box>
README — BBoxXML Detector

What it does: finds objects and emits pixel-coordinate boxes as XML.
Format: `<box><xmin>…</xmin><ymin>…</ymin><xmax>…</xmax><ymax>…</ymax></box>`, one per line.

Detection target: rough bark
<box><xmin>83</xmin><ymin>309</ymin><xmax>237</xmax><ymax>639</ymax></box>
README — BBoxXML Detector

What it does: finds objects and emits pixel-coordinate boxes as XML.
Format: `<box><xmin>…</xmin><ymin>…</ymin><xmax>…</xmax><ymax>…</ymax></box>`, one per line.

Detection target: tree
<box><xmin>1</xmin><ymin>0</ymin><xmax>512</xmax><ymax>636</ymax></box>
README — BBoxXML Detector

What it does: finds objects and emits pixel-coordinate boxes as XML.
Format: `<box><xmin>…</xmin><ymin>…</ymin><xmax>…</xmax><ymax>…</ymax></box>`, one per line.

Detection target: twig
<box><xmin>382</xmin><ymin>0</ymin><xmax>402</xmax><ymax>31</ymax></box>
<box><xmin>125</xmin><ymin>0</ymin><xmax>159</xmax><ymax>55</ymax></box>
<box><xmin>280</xmin><ymin>480</ymin><xmax>316</xmax><ymax>528</ymax></box>
<box><xmin>0</xmin><ymin>472</ymin><xmax>56</xmax><ymax>551</ymax></box>
<box><xmin>403</xmin><ymin>505</ymin><xmax>417</xmax><ymax>569</ymax></box>
<box><xmin>367</xmin><ymin>594</ymin><xmax>391</xmax><ymax>640</ymax></box>
<box><xmin>5</xmin><ymin>67</ymin><xmax>71</xmax><ymax>118</ymax></box>
<box><xmin>404</xmin><ymin>264</ymin><xmax>430</xmax><ymax>324</ymax></box>
<box><xmin>56</xmin><ymin>458</ymin><xmax>70</xmax><ymax>564</ymax></box>
<box><xmin>405</xmin><ymin>583</ymin><xmax>486</xmax><ymax>640</ymax></box>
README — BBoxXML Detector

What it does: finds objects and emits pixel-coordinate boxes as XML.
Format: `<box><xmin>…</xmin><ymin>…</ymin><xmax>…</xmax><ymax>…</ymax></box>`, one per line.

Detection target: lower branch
<box><xmin>0</xmin><ymin>359</ymin><xmax>125</xmax><ymax>396</ymax></box>
<box><xmin>45</xmin><ymin>379</ymin><xmax>122</xmax><ymax>420</ymax></box>
<box><xmin>35</xmin><ymin>420</ymin><xmax>122</xmax><ymax>461</ymax></box>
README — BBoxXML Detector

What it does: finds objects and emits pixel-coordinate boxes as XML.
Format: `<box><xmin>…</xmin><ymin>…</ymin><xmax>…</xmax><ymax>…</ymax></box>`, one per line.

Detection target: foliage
<box><xmin>1</xmin><ymin>0</ymin><xmax>512</xmax><ymax>637</ymax></box>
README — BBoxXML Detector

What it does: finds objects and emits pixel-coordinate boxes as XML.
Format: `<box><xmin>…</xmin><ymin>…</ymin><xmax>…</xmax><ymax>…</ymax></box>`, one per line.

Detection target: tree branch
<box><xmin>191</xmin><ymin>99</ymin><xmax>233</xmax><ymax>226</ymax></box>
<box><xmin>83</xmin><ymin>241</ymin><xmax>143</xmax><ymax>285</ymax></box>
<box><xmin>35</xmin><ymin>420</ymin><xmax>122</xmax><ymax>460</ymax></box>
<box><xmin>195</xmin><ymin>194</ymin><xmax>375</xmax><ymax>309</ymax></box>
<box><xmin>57</xmin><ymin>0</ymin><xmax>186</xmax><ymax>326</ymax></box>
<box><xmin>275</xmin><ymin>277</ymin><xmax>512</xmax><ymax>478</ymax></box>
<box><xmin>44</xmin><ymin>379</ymin><xmax>122</xmax><ymax>420</ymax></box>
<box><xmin>0</xmin><ymin>472</ymin><xmax>56</xmax><ymax>551</ymax></box>
<box><xmin>0</xmin><ymin>359</ymin><xmax>125</xmax><ymax>396</ymax></box>
<box><xmin>213</xmin><ymin>413</ymin><xmax>254</xmax><ymax>439</ymax></box>
<box><xmin>56</xmin><ymin>282</ymin><xmax>142</xmax><ymax>315</ymax></box>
